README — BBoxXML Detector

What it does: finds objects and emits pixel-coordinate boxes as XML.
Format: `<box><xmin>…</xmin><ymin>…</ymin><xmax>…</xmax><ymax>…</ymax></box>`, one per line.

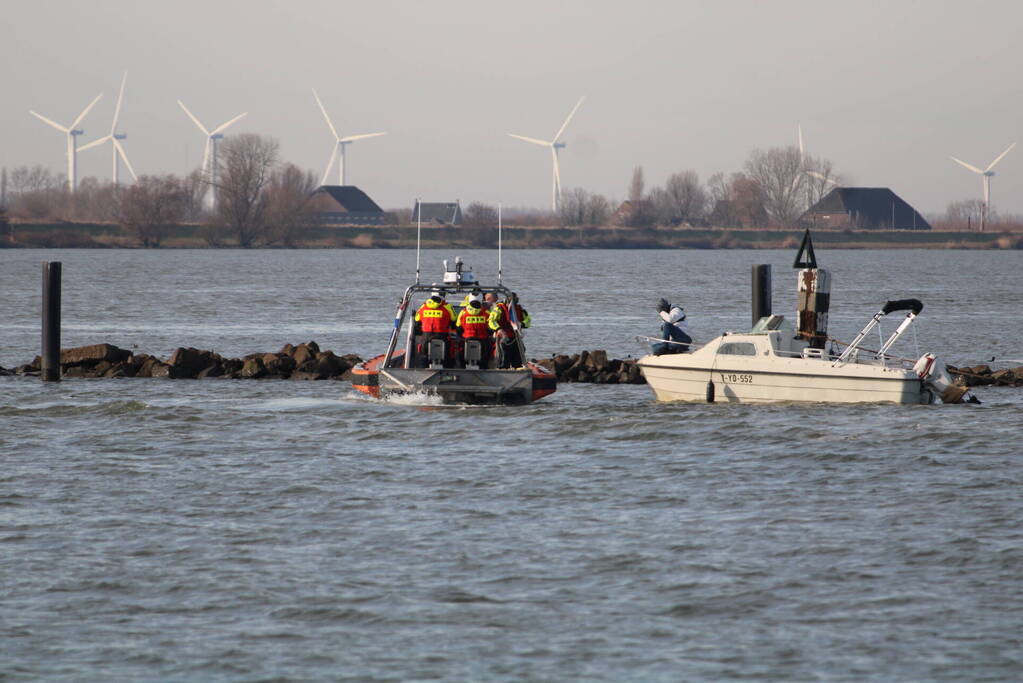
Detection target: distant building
<box><xmin>308</xmin><ymin>185</ymin><xmax>395</xmax><ymax>225</ymax></box>
<box><xmin>800</xmin><ymin>188</ymin><xmax>931</xmax><ymax>231</ymax></box>
<box><xmin>412</xmin><ymin>200</ymin><xmax>462</xmax><ymax>226</ymax></box>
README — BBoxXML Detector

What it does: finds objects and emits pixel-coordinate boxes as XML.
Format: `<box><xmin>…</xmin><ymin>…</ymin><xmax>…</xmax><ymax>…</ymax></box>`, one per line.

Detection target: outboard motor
<box><xmin>913</xmin><ymin>353</ymin><xmax>973</xmax><ymax>404</ymax></box>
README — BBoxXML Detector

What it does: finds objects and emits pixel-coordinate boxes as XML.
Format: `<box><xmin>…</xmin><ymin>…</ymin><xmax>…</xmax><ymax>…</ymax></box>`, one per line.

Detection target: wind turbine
<box><xmin>311</xmin><ymin>88</ymin><xmax>387</xmax><ymax>186</ymax></box>
<box><xmin>508</xmin><ymin>96</ymin><xmax>585</xmax><ymax>213</ymax></box>
<box><xmin>950</xmin><ymin>143</ymin><xmax>1016</xmax><ymax>232</ymax></box>
<box><xmin>78</xmin><ymin>73</ymin><xmax>137</xmax><ymax>185</ymax></box>
<box><xmin>30</xmin><ymin>92</ymin><xmax>104</xmax><ymax>192</ymax></box>
<box><xmin>798</xmin><ymin>124</ymin><xmax>839</xmax><ymax>187</ymax></box>
<box><xmin>177</xmin><ymin>100</ymin><xmax>247</xmax><ymax>208</ymax></box>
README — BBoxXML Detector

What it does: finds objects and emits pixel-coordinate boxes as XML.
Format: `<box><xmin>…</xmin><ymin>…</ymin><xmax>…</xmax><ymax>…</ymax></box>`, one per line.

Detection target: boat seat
<box><xmin>464</xmin><ymin>339</ymin><xmax>482</xmax><ymax>369</ymax></box>
<box><xmin>428</xmin><ymin>338</ymin><xmax>446</xmax><ymax>369</ymax></box>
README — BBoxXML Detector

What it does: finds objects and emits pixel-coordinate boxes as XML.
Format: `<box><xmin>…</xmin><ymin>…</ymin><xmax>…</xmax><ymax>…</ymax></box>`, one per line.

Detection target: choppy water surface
<box><xmin>2</xmin><ymin>249</ymin><xmax>1022</xmax><ymax>680</ymax></box>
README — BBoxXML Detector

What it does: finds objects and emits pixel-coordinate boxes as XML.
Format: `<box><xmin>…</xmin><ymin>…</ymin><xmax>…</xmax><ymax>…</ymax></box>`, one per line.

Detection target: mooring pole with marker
<box><xmin>41</xmin><ymin>261</ymin><xmax>62</xmax><ymax>382</ymax></box>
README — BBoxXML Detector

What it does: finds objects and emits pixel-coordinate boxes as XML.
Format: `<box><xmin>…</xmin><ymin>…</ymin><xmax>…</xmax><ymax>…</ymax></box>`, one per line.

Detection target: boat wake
<box><xmin>380</xmin><ymin>390</ymin><xmax>446</xmax><ymax>407</ymax></box>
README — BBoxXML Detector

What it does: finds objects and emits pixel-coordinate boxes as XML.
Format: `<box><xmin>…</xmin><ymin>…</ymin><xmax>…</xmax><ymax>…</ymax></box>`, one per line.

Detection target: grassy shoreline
<box><xmin>4</xmin><ymin>222</ymin><xmax>1021</xmax><ymax>249</ymax></box>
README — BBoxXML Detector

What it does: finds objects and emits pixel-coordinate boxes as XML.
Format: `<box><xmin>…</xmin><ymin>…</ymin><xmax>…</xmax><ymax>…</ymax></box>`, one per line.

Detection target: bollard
<box><xmin>41</xmin><ymin>261</ymin><xmax>61</xmax><ymax>382</ymax></box>
<box><xmin>751</xmin><ymin>264</ymin><xmax>772</xmax><ymax>328</ymax></box>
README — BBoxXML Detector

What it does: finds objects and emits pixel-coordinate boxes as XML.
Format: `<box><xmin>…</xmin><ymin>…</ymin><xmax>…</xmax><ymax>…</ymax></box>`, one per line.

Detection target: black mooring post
<box><xmin>751</xmin><ymin>264</ymin><xmax>771</xmax><ymax>328</ymax></box>
<box><xmin>41</xmin><ymin>261</ymin><xmax>61</xmax><ymax>382</ymax></box>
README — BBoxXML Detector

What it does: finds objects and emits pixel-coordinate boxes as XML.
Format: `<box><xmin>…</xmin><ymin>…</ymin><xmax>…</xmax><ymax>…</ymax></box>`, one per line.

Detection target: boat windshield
<box><xmin>750</xmin><ymin>315</ymin><xmax>793</xmax><ymax>334</ymax></box>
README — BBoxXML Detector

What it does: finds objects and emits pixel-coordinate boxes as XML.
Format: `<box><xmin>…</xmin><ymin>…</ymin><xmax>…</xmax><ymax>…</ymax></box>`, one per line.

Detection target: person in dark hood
<box><xmin>651</xmin><ymin>297</ymin><xmax>692</xmax><ymax>355</ymax></box>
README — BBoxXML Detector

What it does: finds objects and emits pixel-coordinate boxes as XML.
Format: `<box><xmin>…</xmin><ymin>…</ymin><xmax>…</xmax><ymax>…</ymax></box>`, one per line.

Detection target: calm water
<box><xmin>2</xmin><ymin>248</ymin><xmax>1022</xmax><ymax>681</ymax></box>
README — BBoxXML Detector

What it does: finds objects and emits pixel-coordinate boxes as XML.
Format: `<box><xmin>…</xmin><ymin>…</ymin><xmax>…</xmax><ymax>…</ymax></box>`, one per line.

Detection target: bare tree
<box><xmin>113</xmin><ymin>175</ymin><xmax>186</xmax><ymax>247</ymax></box>
<box><xmin>652</xmin><ymin>170</ymin><xmax>707</xmax><ymax>226</ymax></box>
<box><xmin>628</xmin><ymin>166</ymin><xmax>645</xmax><ymax>202</ymax></box>
<box><xmin>744</xmin><ymin>146</ymin><xmax>805</xmax><ymax>227</ymax></box>
<box><xmin>7</xmin><ymin>166</ymin><xmax>67</xmax><ymax>219</ymax></box>
<box><xmin>464</xmin><ymin>201</ymin><xmax>499</xmax><ymax>229</ymax></box>
<box><xmin>264</xmin><ymin>163</ymin><xmax>317</xmax><ymax>246</ymax></box>
<box><xmin>558</xmin><ymin>188</ymin><xmax>610</xmax><ymax>226</ymax></box>
<box><xmin>584</xmin><ymin>192</ymin><xmax>611</xmax><ymax>226</ymax></box>
<box><xmin>622</xmin><ymin>166</ymin><xmax>655</xmax><ymax>227</ymax></box>
<box><xmin>71</xmin><ymin>178</ymin><xmax>120</xmax><ymax>223</ymax></box>
<box><xmin>180</xmin><ymin>170</ymin><xmax>208</xmax><ymax>223</ymax></box>
<box><xmin>945</xmin><ymin>199</ymin><xmax>985</xmax><ymax>230</ymax></box>
<box><xmin>214</xmin><ymin>133</ymin><xmax>279</xmax><ymax>247</ymax></box>
<box><xmin>706</xmin><ymin>172</ymin><xmax>728</xmax><ymax>205</ymax></box>
<box><xmin>732</xmin><ymin>173</ymin><xmax>769</xmax><ymax>228</ymax></box>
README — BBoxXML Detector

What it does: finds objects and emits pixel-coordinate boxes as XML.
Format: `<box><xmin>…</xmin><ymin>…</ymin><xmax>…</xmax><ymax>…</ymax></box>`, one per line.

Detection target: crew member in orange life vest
<box><xmin>415</xmin><ymin>290</ymin><xmax>454</xmax><ymax>366</ymax></box>
<box><xmin>456</xmin><ymin>293</ymin><xmax>491</xmax><ymax>368</ymax></box>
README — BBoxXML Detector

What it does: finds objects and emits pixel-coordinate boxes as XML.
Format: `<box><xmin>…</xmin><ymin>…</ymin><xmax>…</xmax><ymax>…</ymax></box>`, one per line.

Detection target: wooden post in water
<box><xmin>41</xmin><ymin>261</ymin><xmax>61</xmax><ymax>382</ymax></box>
<box><xmin>751</xmin><ymin>264</ymin><xmax>771</xmax><ymax>328</ymax></box>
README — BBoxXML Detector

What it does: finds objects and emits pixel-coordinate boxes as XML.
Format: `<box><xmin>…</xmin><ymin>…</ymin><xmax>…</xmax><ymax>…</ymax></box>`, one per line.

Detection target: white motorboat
<box><xmin>638</xmin><ymin>300</ymin><xmax>974</xmax><ymax>405</ymax></box>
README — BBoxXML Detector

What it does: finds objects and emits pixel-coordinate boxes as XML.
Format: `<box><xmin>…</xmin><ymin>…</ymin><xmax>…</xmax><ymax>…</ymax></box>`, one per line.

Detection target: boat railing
<box><xmin>634</xmin><ymin>335</ymin><xmax>706</xmax><ymax>353</ymax></box>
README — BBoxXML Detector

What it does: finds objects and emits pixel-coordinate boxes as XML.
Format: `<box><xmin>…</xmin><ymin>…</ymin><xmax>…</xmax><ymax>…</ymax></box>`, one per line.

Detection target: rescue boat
<box><xmin>350</xmin><ymin>258</ymin><xmax>557</xmax><ymax>405</ymax></box>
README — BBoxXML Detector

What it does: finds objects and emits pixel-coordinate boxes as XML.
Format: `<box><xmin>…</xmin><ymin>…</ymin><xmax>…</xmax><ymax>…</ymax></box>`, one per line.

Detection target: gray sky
<box><xmin>4</xmin><ymin>0</ymin><xmax>1021</xmax><ymax>214</ymax></box>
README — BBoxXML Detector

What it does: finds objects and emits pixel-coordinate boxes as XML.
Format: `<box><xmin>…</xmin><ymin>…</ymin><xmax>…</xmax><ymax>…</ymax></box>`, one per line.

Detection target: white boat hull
<box><xmin>640</xmin><ymin>358</ymin><xmax>928</xmax><ymax>404</ymax></box>
<box><xmin>637</xmin><ymin>330</ymin><xmax>933</xmax><ymax>405</ymax></box>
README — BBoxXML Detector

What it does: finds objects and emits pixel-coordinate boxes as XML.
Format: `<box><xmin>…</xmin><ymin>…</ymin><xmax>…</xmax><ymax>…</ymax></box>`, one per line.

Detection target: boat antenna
<box><xmin>415</xmin><ymin>196</ymin><xmax>422</xmax><ymax>284</ymax></box>
<box><xmin>497</xmin><ymin>202</ymin><xmax>503</xmax><ymax>284</ymax></box>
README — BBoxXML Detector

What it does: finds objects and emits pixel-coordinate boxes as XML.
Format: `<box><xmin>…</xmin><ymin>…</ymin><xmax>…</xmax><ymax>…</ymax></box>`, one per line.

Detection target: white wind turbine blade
<box><xmin>312</xmin><ymin>88</ymin><xmax>339</xmax><ymax>140</ymax></box>
<box><xmin>30</xmin><ymin>111</ymin><xmax>70</xmax><ymax>133</ymax></box>
<box><xmin>983</xmin><ymin>176</ymin><xmax>990</xmax><ymax>204</ymax></box>
<box><xmin>178</xmin><ymin>100</ymin><xmax>210</xmax><ymax>135</ymax></box>
<box><xmin>113</xmin><ymin>138</ymin><xmax>138</xmax><ymax>181</ymax></box>
<box><xmin>553</xmin><ymin>96</ymin><xmax>585</xmax><ymax>143</ymax></box>
<box><xmin>986</xmin><ymin>142</ymin><xmax>1016</xmax><ymax>172</ymax></box>
<box><xmin>78</xmin><ymin>134</ymin><xmax>112</xmax><ymax>152</ymax></box>
<box><xmin>798</xmin><ymin>124</ymin><xmax>805</xmax><ymax>163</ymax></box>
<box><xmin>210</xmin><ymin>112</ymin><xmax>247</xmax><ymax>136</ymax></box>
<box><xmin>111</xmin><ymin>72</ymin><xmax>127</xmax><ymax>134</ymax></box>
<box><xmin>70</xmin><ymin>93</ymin><xmax>103</xmax><ymax>130</ymax></box>
<box><xmin>508</xmin><ymin>133</ymin><xmax>552</xmax><ymax>147</ymax></box>
<box><xmin>950</xmin><ymin>156</ymin><xmax>983</xmax><ymax>174</ymax></box>
<box><xmin>339</xmin><ymin>132</ymin><xmax>387</xmax><ymax>143</ymax></box>
<box><xmin>320</xmin><ymin>144</ymin><xmax>338</xmax><ymax>186</ymax></box>
<box><xmin>806</xmin><ymin>170</ymin><xmax>838</xmax><ymax>186</ymax></box>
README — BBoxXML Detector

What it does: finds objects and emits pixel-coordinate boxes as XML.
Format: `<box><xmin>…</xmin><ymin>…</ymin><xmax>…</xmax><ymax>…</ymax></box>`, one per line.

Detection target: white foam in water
<box><xmin>381</xmin><ymin>390</ymin><xmax>446</xmax><ymax>407</ymax></box>
<box><xmin>251</xmin><ymin>397</ymin><xmax>352</xmax><ymax>411</ymax></box>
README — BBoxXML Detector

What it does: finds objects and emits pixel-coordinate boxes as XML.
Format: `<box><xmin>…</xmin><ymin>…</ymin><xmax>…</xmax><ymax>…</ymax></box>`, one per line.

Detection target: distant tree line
<box><xmin>3</xmin><ymin>134</ymin><xmax>316</xmax><ymax>247</ymax></box>
<box><xmin>5</xmin><ymin>136</ymin><xmax>1022</xmax><ymax>245</ymax></box>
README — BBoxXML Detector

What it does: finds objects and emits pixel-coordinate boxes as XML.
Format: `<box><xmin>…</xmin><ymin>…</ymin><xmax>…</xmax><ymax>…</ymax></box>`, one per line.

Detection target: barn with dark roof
<box><xmin>800</xmin><ymin>188</ymin><xmax>931</xmax><ymax>231</ymax></box>
<box><xmin>308</xmin><ymin>185</ymin><xmax>395</xmax><ymax>225</ymax></box>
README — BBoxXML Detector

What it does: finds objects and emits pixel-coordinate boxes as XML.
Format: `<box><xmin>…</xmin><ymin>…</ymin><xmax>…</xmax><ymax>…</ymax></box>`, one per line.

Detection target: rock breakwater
<box><xmin>1</xmin><ymin>343</ymin><xmax>646</xmax><ymax>385</ymax></box>
<box><xmin>535</xmin><ymin>350</ymin><xmax>646</xmax><ymax>384</ymax></box>
<box><xmin>4</xmin><ymin>344</ymin><xmax>1019</xmax><ymax>390</ymax></box>
<box><xmin>3</xmin><ymin>342</ymin><xmax>362</xmax><ymax>381</ymax></box>
<box><xmin>947</xmin><ymin>364</ymin><xmax>1023</xmax><ymax>388</ymax></box>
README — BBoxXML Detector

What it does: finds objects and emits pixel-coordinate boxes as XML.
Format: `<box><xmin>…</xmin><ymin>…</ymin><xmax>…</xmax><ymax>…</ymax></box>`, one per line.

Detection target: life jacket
<box><xmin>457</xmin><ymin>305</ymin><xmax>490</xmax><ymax>339</ymax></box>
<box><xmin>513</xmin><ymin>303</ymin><xmax>531</xmax><ymax>328</ymax></box>
<box><xmin>416</xmin><ymin>299</ymin><xmax>453</xmax><ymax>333</ymax></box>
<box><xmin>487</xmin><ymin>301</ymin><xmax>515</xmax><ymax>337</ymax></box>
